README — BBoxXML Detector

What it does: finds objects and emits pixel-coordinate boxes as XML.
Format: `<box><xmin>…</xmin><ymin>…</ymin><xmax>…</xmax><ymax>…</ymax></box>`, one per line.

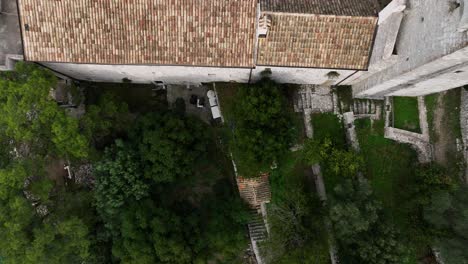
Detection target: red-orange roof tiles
<box><xmin>257</xmin><ymin>14</ymin><xmax>378</xmax><ymax>70</ymax></box>
<box><xmin>18</xmin><ymin>0</ymin><xmax>257</xmax><ymax>67</ymax></box>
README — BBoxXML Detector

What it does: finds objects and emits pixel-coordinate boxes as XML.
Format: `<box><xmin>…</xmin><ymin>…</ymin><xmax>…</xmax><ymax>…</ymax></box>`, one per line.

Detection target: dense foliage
<box><xmin>231</xmin><ymin>73</ymin><xmax>294</xmax><ymax>176</ymax></box>
<box><xmin>0</xmin><ymin>64</ymin><xmax>93</xmax><ymax>264</ymax></box>
<box><xmin>264</xmin><ymin>151</ymin><xmax>330</xmax><ymax>263</ymax></box>
<box><xmin>94</xmin><ymin>111</ymin><xmax>249</xmax><ymax>263</ymax></box>
<box><xmin>0</xmin><ymin>63</ymin><xmax>88</xmax><ymax>159</ymax></box>
<box><xmin>130</xmin><ymin>112</ymin><xmax>208</xmax><ymax>183</ymax></box>
<box><xmin>329</xmin><ymin>179</ymin><xmax>408</xmax><ymax>264</ymax></box>
<box><xmin>0</xmin><ymin>63</ymin><xmax>249</xmax><ymax>264</ymax></box>
<box><xmin>424</xmin><ymin>186</ymin><xmax>468</xmax><ymax>264</ymax></box>
<box><xmin>303</xmin><ymin>138</ymin><xmax>363</xmax><ymax>178</ymax></box>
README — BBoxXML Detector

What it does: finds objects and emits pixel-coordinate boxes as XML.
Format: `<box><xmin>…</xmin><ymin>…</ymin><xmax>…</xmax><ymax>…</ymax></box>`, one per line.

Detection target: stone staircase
<box><xmin>350</xmin><ymin>99</ymin><xmax>382</xmax><ymax>120</ymax></box>
<box><xmin>248</xmin><ymin>207</ymin><xmax>268</xmax><ymax>242</ymax></box>
<box><xmin>293</xmin><ymin>85</ymin><xmax>333</xmax><ymax>113</ymax></box>
<box><xmin>236</xmin><ymin>174</ymin><xmax>271</xmax><ymax>264</ymax></box>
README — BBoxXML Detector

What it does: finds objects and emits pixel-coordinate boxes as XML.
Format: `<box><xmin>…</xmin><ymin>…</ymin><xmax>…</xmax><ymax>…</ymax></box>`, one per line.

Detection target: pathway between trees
<box><xmin>303</xmin><ymin>111</ymin><xmax>339</xmax><ymax>264</ymax></box>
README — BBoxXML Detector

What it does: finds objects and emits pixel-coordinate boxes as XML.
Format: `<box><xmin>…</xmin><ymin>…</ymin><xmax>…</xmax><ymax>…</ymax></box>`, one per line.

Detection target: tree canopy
<box><xmin>231</xmin><ymin>74</ymin><xmax>294</xmax><ymax>176</ymax></box>
<box><xmin>0</xmin><ymin>62</ymin><xmax>88</xmax><ymax>159</ymax></box>
<box><xmin>93</xmin><ymin>111</ymin><xmax>249</xmax><ymax>263</ymax></box>
<box><xmin>329</xmin><ymin>179</ymin><xmax>408</xmax><ymax>264</ymax></box>
<box><xmin>424</xmin><ymin>187</ymin><xmax>468</xmax><ymax>264</ymax></box>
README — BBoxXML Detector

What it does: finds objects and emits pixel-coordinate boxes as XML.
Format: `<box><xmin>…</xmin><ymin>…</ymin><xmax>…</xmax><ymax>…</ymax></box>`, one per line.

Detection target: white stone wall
<box><xmin>42</xmin><ymin>63</ymin><xmax>252</xmax><ymax>85</ymax></box>
<box><xmin>345</xmin><ymin>0</ymin><xmax>468</xmax><ymax>98</ymax></box>
<box><xmin>253</xmin><ymin>66</ymin><xmax>355</xmax><ymax>86</ymax></box>
<box><xmin>42</xmin><ymin>62</ymin><xmax>356</xmax><ymax>85</ymax></box>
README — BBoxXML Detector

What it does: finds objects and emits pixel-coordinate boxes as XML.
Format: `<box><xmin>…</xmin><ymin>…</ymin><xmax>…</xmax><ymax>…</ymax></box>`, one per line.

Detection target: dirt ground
<box><xmin>431</xmin><ymin>91</ymin><xmax>458</xmax><ymax>167</ymax></box>
<box><xmin>45</xmin><ymin>158</ymin><xmax>68</xmax><ymax>187</ymax></box>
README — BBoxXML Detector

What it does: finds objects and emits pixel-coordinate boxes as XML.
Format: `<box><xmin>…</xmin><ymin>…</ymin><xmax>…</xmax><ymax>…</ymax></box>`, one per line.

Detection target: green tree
<box><xmin>303</xmin><ymin>138</ymin><xmax>363</xmax><ymax>178</ymax></box>
<box><xmin>81</xmin><ymin>92</ymin><xmax>131</xmax><ymax>146</ymax></box>
<box><xmin>94</xmin><ymin>139</ymin><xmax>149</xmax><ymax>227</ymax></box>
<box><xmin>51</xmin><ymin>111</ymin><xmax>88</xmax><ymax>159</ymax></box>
<box><xmin>424</xmin><ymin>187</ymin><xmax>468</xmax><ymax>264</ymax></box>
<box><xmin>0</xmin><ymin>161</ymin><xmax>92</xmax><ymax>264</ymax></box>
<box><xmin>0</xmin><ymin>62</ymin><xmax>88</xmax><ymax>159</ymax></box>
<box><xmin>231</xmin><ymin>75</ymin><xmax>294</xmax><ymax>176</ymax></box>
<box><xmin>330</xmin><ymin>179</ymin><xmax>407</xmax><ymax>264</ymax></box>
<box><xmin>25</xmin><ymin>218</ymin><xmax>90</xmax><ymax>264</ymax></box>
<box><xmin>329</xmin><ymin>179</ymin><xmax>380</xmax><ymax>243</ymax></box>
<box><xmin>130</xmin><ymin>112</ymin><xmax>208</xmax><ymax>183</ymax></box>
<box><xmin>356</xmin><ymin>224</ymin><xmax>407</xmax><ymax>264</ymax></box>
<box><xmin>111</xmin><ymin>200</ymin><xmax>192</xmax><ymax>264</ymax></box>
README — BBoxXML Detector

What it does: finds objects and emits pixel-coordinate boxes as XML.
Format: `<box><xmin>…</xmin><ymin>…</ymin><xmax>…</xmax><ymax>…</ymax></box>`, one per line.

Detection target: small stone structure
<box><xmin>294</xmin><ymin>85</ymin><xmax>335</xmax><ymax>139</ymax></box>
<box><xmin>384</xmin><ymin>96</ymin><xmax>433</xmax><ymax>163</ymax></box>
<box><xmin>350</xmin><ymin>99</ymin><xmax>383</xmax><ymax>120</ymax></box>
<box><xmin>293</xmin><ymin>85</ymin><xmax>334</xmax><ymax>113</ymax></box>
<box><xmin>343</xmin><ymin>112</ymin><xmax>361</xmax><ymax>152</ymax></box>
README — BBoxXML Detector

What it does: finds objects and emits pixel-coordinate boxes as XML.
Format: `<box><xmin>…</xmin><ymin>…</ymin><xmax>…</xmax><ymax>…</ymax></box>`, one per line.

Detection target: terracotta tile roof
<box><xmin>257</xmin><ymin>14</ymin><xmax>378</xmax><ymax>70</ymax></box>
<box><xmin>261</xmin><ymin>0</ymin><xmax>379</xmax><ymax>17</ymax></box>
<box><xmin>17</xmin><ymin>0</ymin><xmax>256</xmax><ymax>67</ymax></box>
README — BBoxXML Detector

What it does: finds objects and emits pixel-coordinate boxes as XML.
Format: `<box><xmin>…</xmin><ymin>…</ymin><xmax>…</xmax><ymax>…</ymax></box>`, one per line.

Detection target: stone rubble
<box><xmin>294</xmin><ymin>85</ymin><xmax>333</xmax><ymax>113</ymax></box>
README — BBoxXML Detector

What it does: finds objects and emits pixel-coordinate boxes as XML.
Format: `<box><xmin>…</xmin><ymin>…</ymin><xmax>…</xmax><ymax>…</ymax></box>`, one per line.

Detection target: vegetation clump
<box><xmin>0</xmin><ymin>63</ymin><xmax>249</xmax><ymax>264</ymax></box>
<box><xmin>230</xmin><ymin>74</ymin><xmax>294</xmax><ymax>177</ymax></box>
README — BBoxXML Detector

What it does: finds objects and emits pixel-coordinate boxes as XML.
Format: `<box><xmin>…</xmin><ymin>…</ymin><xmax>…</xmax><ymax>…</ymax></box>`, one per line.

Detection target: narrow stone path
<box><xmin>461</xmin><ymin>88</ymin><xmax>468</xmax><ymax>182</ymax></box>
<box><xmin>303</xmin><ymin>112</ymin><xmax>339</xmax><ymax>264</ymax></box>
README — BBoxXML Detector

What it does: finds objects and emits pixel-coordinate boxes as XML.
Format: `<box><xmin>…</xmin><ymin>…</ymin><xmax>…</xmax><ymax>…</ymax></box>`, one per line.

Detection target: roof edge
<box><xmin>261</xmin><ymin>11</ymin><xmax>379</xmax><ymax>19</ymax></box>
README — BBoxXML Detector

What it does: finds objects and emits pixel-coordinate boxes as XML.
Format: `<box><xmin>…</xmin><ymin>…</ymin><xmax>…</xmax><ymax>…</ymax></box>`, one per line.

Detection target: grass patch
<box><xmin>311</xmin><ymin>113</ymin><xmax>346</xmax><ymax>147</ymax></box>
<box><xmin>355</xmin><ymin>118</ymin><xmax>429</xmax><ymax>262</ymax></box>
<box><xmin>443</xmin><ymin>88</ymin><xmax>462</xmax><ymax>139</ymax></box>
<box><xmin>393</xmin><ymin>96</ymin><xmax>421</xmax><ymax>133</ymax></box>
<box><xmin>84</xmin><ymin>82</ymin><xmax>164</xmax><ymax>113</ymax></box>
<box><xmin>269</xmin><ymin>151</ymin><xmax>309</xmax><ymax>203</ymax></box>
<box><xmin>214</xmin><ymin>82</ymin><xmax>241</xmax><ymax>124</ymax></box>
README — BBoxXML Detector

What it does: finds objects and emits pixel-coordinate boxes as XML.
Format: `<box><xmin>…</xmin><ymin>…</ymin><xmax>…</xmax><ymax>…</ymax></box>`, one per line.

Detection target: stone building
<box><xmin>0</xmin><ymin>0</ymin><xmax>23</xmax><ymax>70</ymax></box>
<box><xmin>5</xmin><ymin>0</ymin><xmax>467</xmax><ymax>97</ymax></box>
<box><xmin>13</xmin><ymin>0</ymin><xmax>378</xmax><ymax>86</ymax></box>
<box><xmin>342</xmin><ymin>0</ymin><xmax>468</xmax><ymax>98</ymax></box>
